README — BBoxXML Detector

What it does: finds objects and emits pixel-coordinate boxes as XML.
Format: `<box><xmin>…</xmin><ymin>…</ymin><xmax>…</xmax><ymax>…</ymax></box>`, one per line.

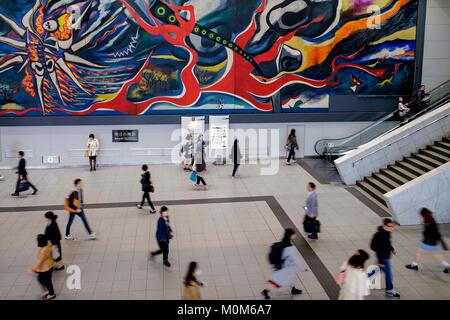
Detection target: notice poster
<box><xmin>209</xmin><ymin>115</ymin><xmax>229</xmax><ymax>164</ymax></box>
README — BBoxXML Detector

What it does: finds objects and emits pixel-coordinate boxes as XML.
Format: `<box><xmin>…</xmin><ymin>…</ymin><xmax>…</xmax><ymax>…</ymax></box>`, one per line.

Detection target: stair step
<box><xmin>443</xmin><ymin>137</ymin><xmax>450</xmax><ymax>144</ymax></box>
<box><xmin>388</xmin><ymin>164</ymin><xmax>418</xmax><ymax>181</ymax></box>
<box><xmin>428</xmin><ymin>145</ymin><xmax>450</xmax><ymax>158</ymax></box>
<box><xmin>411</xmin><ymin>153</ymin><xmax>443</xmax><ymax>168</ymax></box>
<box><xmin>356</xmin><ymin>181</ymin><xmax>387</xmax><ymax>206</ymax></box>
<box><xmin>364</xmin><ymin>176</ymin><xmax>394</xmax><ymax>194</ymax></box>
<box><xmin>419</xmin><ymin>149</ymin><xmax>449</xmax><ymax>164</ymax></box>
<box><xmin>355</xmin><ymin>186</ymin><xmax>391</xmax><ymax>214</ymax></box>
<box><xmin>379</xmin><ymin>169</ymin><xmax>409</xmax><ymax>185</ymax></box>
<box><xmin>396</xmin><ymin>160</ymin><xmax>427</xmax><ymax>176</ymax></box>
<box><xmin>435</xmin><ymin>140</ymin><xmax>450</xmax><ymax>151</ymax></box>
<box><xmin>372</xmin><ymin>172</ymin><xmax>402</xmax><ymax>189</ymax></box>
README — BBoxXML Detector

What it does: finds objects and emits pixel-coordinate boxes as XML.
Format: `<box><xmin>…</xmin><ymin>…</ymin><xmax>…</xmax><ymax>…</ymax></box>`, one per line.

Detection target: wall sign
<box><xmin>112</xmin><ymin>130</ymin><xmax>139</xmax><ymax>142</ymax></box>
<box><xmin>42</xmin><ymin>156</ymin><xmax>60</xmax><ymax>164</ymax></box>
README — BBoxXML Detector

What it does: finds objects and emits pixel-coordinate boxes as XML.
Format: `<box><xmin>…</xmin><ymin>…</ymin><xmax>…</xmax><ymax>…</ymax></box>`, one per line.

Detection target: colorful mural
<box><xmin>0</xmin><ymin>0</ymin><xmax>418</xmax><ymax>116</ymax></box>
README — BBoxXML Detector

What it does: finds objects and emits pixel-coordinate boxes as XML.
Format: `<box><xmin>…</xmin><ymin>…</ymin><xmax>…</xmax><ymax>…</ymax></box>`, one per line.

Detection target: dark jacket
<box><xmin>372</xmin><ymin>226</ymin><xmax>394</xmax><ymax>261</ymax></box>
<box><xmin>423</xmin><ymin>223</ymin><xmax>441</xmax><ymax>246</ymax></box>
<box><xmin>45</xmin><ymin>220</ymin><xmax>62</xmax><ymax>244</ymax></box>
<box><xmin>232</xmin><ymin>143</ymin><xmax>242</xmax><ymax>164</ymax></box>
<box><xmin>141</xmin><ymin>171</ymin><xmax>151</xmax><ymax>192</ymax></box>
<box><xmin>17</xmin><ymin>158</ymin><xmax>27</xmax><ymax>177</ymax></box>
<box><xmin>68</xmin><ymin>190</ymin><xmax>83</xmax><ymax>211</ymax></box>
<box><xmin>156</xmin><ymin>217</ymin><xmax>172</xmax><ymax>243</ymax></box>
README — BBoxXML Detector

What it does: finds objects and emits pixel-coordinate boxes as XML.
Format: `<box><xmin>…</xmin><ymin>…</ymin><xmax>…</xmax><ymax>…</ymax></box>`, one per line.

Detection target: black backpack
<box><xmin>370</xmin><ymin>232</ymin><xmax>380</xmax><ymax>252</ymax></box>
<box><xmin>268</xmin><ymin>242</ymin><xmax>286</xmax><ymax>270</ymax></box>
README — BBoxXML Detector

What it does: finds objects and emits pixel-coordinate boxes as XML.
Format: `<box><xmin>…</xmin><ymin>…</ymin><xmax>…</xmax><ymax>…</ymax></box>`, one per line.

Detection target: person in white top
<box><xmin>87</xmin><ymin>133</ymin><xmax>100</xmax><ymax>171</ymax></box>
<box><xmin>397</xmin><ymin>97</ymin><xmax>410</xmax><ymax>117</ymax></box>
<box><xmin>337</xmin><ymin>249</ymin><xmax>370</xmax><ymax>300</ymax></box>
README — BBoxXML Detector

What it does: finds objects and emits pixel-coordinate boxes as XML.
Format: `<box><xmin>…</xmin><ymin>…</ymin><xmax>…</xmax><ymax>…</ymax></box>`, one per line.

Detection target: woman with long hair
<box><xmin>87</xmin><ymin>133</ymin><xmax>100</xmax><ymax>171</ymax></box>
<box><xmin>286</xmin><ymin>129</ymin><xmax>299</xmax><ymax>165</ymax></box>
<box><xmin>182</xmin><ymin>261</ymin><xmax>205</xmax><ymax>300</ymax></box>
<box><xmin>337</xmin><ymin>249</ymin><xmax>370</xmax><ymax>300</ymax></box>
<box><xmin>44</xmin><ymin>211</ymin><xmax>64</xmax><ymax>271</ymax></box>
<box><xmin>31</xmin><ymin>234</ymin><xmax>56</xmax><ymax>300</ymax></box>
<box><xmin>405</xmin><ymin>208</ymin><xmax>449</xmax><ymax>273</ymax></box>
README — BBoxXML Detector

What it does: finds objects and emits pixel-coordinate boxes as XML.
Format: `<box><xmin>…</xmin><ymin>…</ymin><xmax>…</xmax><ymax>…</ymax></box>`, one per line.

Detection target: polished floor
<box><xmin>0</xmin><ymin>163</ymin><xmax>449</xmax><ymax>300</ymax></box>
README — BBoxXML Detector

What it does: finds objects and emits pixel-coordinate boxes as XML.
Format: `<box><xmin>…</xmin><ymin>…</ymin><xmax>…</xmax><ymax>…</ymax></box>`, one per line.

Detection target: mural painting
<box><xmin>0</xmin><ymin>0</ymin><xmax>419</xmax><ymax>116</ymax></box>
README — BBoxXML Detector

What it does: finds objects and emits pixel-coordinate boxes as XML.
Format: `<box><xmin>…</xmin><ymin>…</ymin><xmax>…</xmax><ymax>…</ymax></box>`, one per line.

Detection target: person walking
<box><xmin>31</xmin><ymin>234</ymin><xmax>56</xmax><ymax>300</ymax></box>
<box><xmin>44</xmin><ymin>211</ymin><xmax>64</xmax><ymax>271</ymax></box>
<box><xmin>195</xmin><ymin>134</ymin><xmax>206</xmax><ymax>171</ymax></box>
<box><xmin>231</xmin><ymin>138</ymin><xmax>242</xmax><ymax>178</ymax></box>
<box><xmin>370</xmin><ymin>218</ymin><xmax>400</xmax><ymax>298</ymax></box>
<box><xmin>182</xmin><ymin>261</ymin><xmax>206</xmax><ymax>300</ymax></box>
<box><xmin>192</xmin><ymin>156</ymin><xmax>208</xmax><ymax>189</ymax></box>
<box><xmin>337</xmin><ymin>250</ymin><xmax>370</xmax><ymax>300</ymax></box>
<box><xmin>136</xmin><ymin>164</ymin><xmax>157</xmax><ymax>213</ymax></box>
<box><xmin>150</xmin><ymin>206</ymin><xmax>173</xmax><ymax>267</ymax></box>
<box><xmin>181</xmin><ymin>134</ymin><xmax>194</xmax><ymax>171</ymax></box>
<box><xmin>405</xmin><ymin>208</ymin><xmax>450</xmax><ymax>274</ymax></box>
<box><xmin>286</xmin><ymin>129</ymin><xmax>299</xmax><ymax>165</ymax></box>
<box><xmin>64</xmin><ymin>179</ymin><xmax>96</xmax><ymax>240</ymax></box>
<box><xmin>87</xmin><ymin>133</ymin><xmax>100</xmax><ymax>171</ymax></box>
<box><xmin>303</xmin><ymin>182</ymin><xmax>319</xmax><ymax>240</ymax></box>
<box><xmin>11</xmin><ymin>151</ymin><xmax>38</xmax><ymax>196</ymax></box>
<box><xmin>261</xmin><ymin>228</ymin><xmax>308</xmax><ymax>300</ymax></box>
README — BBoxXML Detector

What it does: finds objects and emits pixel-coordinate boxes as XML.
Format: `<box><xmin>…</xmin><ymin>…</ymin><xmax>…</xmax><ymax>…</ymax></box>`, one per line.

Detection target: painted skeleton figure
<box><xmin>0</xmin><ymin>0</ymin><xmax>123</xmax><ymax>114</ymax></box>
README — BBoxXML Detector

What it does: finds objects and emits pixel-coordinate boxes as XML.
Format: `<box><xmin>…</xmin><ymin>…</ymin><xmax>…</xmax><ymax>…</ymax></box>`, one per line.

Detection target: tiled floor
<box><xmin>0</xmin><ymin>162</ymin><xmax>449</xmax><ymax>300</ymax></box>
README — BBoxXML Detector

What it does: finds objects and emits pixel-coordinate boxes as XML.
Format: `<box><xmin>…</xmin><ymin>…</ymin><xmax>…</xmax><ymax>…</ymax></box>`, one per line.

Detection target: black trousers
<box><xmin>15</xmin><ymin>175</ymin><xmax>37</xmax><ymax>193</ymax></box>
<box><xmin>232</xmin><ymin>163</ymin><xmax>240</xmax><ymax>176</ymax></box>
<box><xmin>53</xmin><ymin>240</ymin><xmax>62</xmax><ymax>262</ymax></box>
<box><xmin>89</xmin><ymin>156</ymin><xmax>97</xmax><ymax>170</ymax></box>
<box><xmin>140</xmin><ymin>191</ymin><xmax>156</xmax><ymax>210</ymax></box>
<box><xmin>152</xmin><ymin>240</ymin><xmax>169</xmax><ymax>261</ymax></box>
<box><xmin>287</xmin><ymin>148</ymin><xmax>296</xmax><ymax>162</ymax></box>
<box><xmin>196</xmin><ymin>176</ymin><xmax>207</xmax><ymax>185</ymax></box>
<box><xmin>304</xmin><ymin>215</ymin><xmax>318</xmax><ymax>237</ymax></box>
<box><xmin>37</xmin><ymin>269</ymin><xmax>54</xmax><ymax>295</ymax></box>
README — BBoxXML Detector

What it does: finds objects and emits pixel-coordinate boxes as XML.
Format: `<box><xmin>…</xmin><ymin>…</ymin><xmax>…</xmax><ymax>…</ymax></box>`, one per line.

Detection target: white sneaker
<box><xmin>65</xmin><ymin>235</ymin><xmax>73</xmax><ymax>240</ymax></box>
<box><xmin>286</xmin><ymin>162</ymin><xmax>291</xmax><ymax>165</ymax></box>
<box><xmin>0</xmin><ymin>175</ymin><xmax>4</xmax><ymax>181</ymax></box>
<box><xmin>136</xmin><ymin>204</ymin><xmax>142</xmax><ymax>209</ymax></box>
<box><xmin>88</xmin><ymin>232</ymin><xmax>97</xmax><ymax>240</ymax></box>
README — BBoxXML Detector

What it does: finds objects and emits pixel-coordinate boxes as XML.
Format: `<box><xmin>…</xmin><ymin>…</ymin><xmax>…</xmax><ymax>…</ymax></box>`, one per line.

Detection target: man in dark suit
<box><xmin>12</xmin><ymin>151</ymin><xmax>38</xmax><ymax>196</ymax></box>
<box><xmin>150</xmin><ymin>206</ymin><xmax>173</xmax><ymax>267</ymax></box>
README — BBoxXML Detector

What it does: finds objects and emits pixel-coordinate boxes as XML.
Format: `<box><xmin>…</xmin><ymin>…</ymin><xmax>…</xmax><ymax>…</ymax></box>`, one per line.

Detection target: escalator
<box><xmin>314</xmin><ymin>80</ymin><xmax>450</xmax><ymax>161</ymax></box>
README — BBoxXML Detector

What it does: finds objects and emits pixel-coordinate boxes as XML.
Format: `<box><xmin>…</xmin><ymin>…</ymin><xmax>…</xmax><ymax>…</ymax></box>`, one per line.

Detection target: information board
<box><xmin>112</xmin><ymin>130</ymin><xmax>139</xmax><ymax>142</ymax></box>
<box><xmin>209</xmin><ymin>115</ymin><xmax>229</xmax><ymax>164</ymax></box>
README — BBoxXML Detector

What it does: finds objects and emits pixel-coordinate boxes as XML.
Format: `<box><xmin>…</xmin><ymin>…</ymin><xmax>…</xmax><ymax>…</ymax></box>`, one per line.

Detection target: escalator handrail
<box><xmin>315</xmin><ymin>80</ymin><xmax>450</xmax><ymax>156</ymax></box>
<box><xmin>351</xmin><ymin>111</ymin><xmax>450</xmax><ymax>167</ymax></box>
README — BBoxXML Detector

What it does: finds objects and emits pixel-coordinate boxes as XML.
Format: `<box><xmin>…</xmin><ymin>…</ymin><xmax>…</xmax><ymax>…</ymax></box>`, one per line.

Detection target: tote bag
<box><xmin>190</xmin><ymin>171</ymin><xmax>198</xmax><ymax>182</ymax></box>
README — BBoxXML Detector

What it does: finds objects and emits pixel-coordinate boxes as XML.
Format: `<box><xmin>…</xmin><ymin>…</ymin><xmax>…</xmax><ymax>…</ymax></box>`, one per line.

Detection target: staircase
<box><xmin>356</xmin><ymin>136</ymin><xmax>450</xmax><ymax>212</ymax></box>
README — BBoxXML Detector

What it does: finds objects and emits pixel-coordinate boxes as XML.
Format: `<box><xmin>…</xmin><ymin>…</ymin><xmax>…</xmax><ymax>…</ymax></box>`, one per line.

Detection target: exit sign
<box><xmin>42</xmin><ymin>156</ymin><xmax>60</xmax><ymax>164</ymax></box>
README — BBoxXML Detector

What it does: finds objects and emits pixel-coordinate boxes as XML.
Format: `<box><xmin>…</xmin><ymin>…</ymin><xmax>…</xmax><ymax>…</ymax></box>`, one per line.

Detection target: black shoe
<box><xmin>385</xmin><ymin>290</ymin><xmax>400</xmax><ymax>298</ymax></box>
<box><xmin>405</xmin><ymin>264</ymin><xmax>418</xmax><ymax>271</ymax></box>
<box><xmin>90</xmin><ymin>168</ymin><xmax>93</xmax><ymax>172</ymax></box>
<box><xmin>150</xmin><ymin>210</ymin><xmax>157</xmax><ymax>214</ymax></box>
<box><xmin>163</xmin><ymin>260</ymin><xmax>171</xmax><ymax>267</ymax></box>
<box><xmin>308</xmin><ymin>234</ymin><xmax>318</xmax><ymax>240</ymax></box>
<box><xmin>32</xmin><ymin>190</ymin><xmax>38</xmax><ymax>195</ymax></box>
<box><xmin>54</xmin><ymin>265</ymin><xmax>65</xmax><ymax>271</ymax></box>
<box><xmin>291</xmin><ymin>287</ymin><xmax>303</xmax><ymax>295</ymax></box>
<box><xmin>11</xmin><ymin>193</ymin><xmax>19</xmax><ymax>196</ymax></box>
<box><xmin>261</xmin><ymin>289</ymin><xmax>271</xmax><ymax>300</ymax></box>
<box><xmin>94</xmin><ymin>168</ymin><xmax>96</xmax><ymax>171</ymax></box>
<box><xmin>444</xmin><ymin>267</ymin><xmax>449</xmax><ymax>274</ymax></box>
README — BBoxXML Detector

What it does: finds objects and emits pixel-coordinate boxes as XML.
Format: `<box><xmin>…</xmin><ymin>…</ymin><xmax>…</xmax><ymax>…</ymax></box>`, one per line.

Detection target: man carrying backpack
<box><xmin>261</xmin><ymin>228</ymin><xmax>308</xmax><ymax>300</ymax></box>
<box><xmin>370</xmin><ymin>218</ymin><xmax>400</xmax><ymax>298</ymax></box>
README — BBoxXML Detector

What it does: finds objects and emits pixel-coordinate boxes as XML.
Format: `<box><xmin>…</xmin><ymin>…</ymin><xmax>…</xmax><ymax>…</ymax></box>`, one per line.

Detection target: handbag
<box><xmin>17</xmin><ymin>180</ymin><xmax>30</xmax><ymax>192</ymax></box>
<box><xmin>149</xmin><ymin>184</ymin><xmax>155</xmax><ymax>193</ymax></box>
<box><xmin>335</xmin><ymin>271</ymin><xmax>346</xmax><ymax>285</ymax></box>
<box><xmin>84</xmin><ymin>150</ymin><xmax>89</xmax><ymax>158</ymax></box>
<box><xmin>190</xmin><ymin>171</ymin><xmax>198</xmax><ymax>182</ymax></box>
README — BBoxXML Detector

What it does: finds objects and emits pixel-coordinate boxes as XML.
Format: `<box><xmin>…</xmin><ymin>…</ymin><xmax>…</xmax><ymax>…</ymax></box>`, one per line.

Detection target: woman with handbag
<box><xmin>86</xmin><ymin>133</ymin><xmax>100</xmax><ymax>171</ymax></box>
<box><xmin>192</xmin><ymin>155</ymin><xmax>208</xmax><ymax>190</ymax></box>
<box><xmin>286</xmin><ymin>129</ymin><xmax>299</xmax><ymax>165</ymax></box>
<box><xmin>337</xmin><ymin>250</ymin><xmax>370</xmax><ymax>300</ymax></box>
<box><xmin>44</xmin><ymin>211</ymin><xmax>65</xmax><ymax>271</ymax></box>
<box><xmin>137</xmin><ymin>164</ymin><xmax>157</xmax><ymax>213</ymax></box>
<box><xmin>31</xmin><ymin>234</ymin><xmax>56</xmax><ymax>300</ymax></box>
<box><xmin>405</xmin><ymin>208</ymin><xmax>450</xmax><ymax>274</ymax></box>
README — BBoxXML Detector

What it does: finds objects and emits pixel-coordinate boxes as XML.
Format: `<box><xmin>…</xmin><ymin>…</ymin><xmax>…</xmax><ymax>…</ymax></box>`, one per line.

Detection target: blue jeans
<box><xmin>66</xmin><ymin>210</ymin><xmax>92</xmax><ymax>236</ymax></box>
<box><xmin>379</xmin><ymin>258</ymin><xmax>393</xmax><ymax>292</ymax></box>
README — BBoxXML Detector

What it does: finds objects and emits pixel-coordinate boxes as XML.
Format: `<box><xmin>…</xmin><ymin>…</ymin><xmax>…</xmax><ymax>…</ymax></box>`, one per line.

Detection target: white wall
<box><xmin>384</xmin><ymin>162</ymin><xmax>450</xmax><ymax>225</ymax></box>
<box><xmin>0</xmin><ymin>121</ymin><xmax>371</xmax><ymax>168</ymax></box>
<box><xmin>335</xmin><ymin>102</ymin><xmax>450</xmax><ymax>185</ymax></box>
<box><xmin>422</xmin><ymin>0</ymin><xmax>450</xmax><ymax>89</ymax></box>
